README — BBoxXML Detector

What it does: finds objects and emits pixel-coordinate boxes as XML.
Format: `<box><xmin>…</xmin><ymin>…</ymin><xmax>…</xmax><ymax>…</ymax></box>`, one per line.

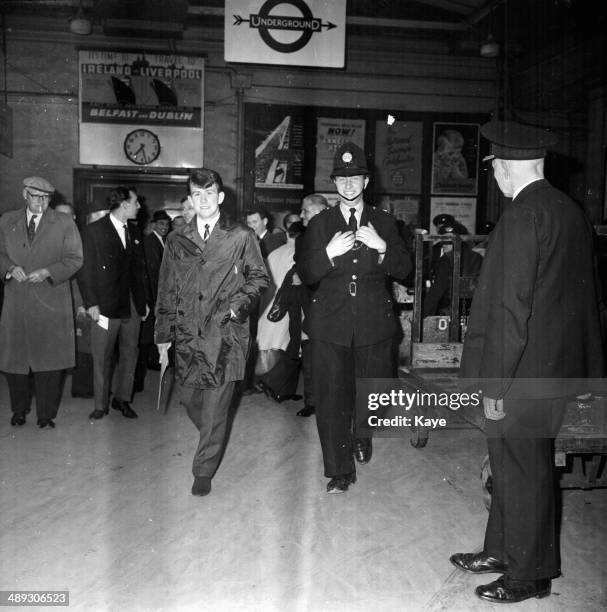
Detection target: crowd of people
<box><xmin>0</xmin><ymin>120</ymin><xmax>604</xmax><ymax>604</ymax></box>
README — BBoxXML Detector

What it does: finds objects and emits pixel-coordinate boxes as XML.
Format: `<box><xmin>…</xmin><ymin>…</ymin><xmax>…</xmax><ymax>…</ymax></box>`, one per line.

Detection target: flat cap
<box><xmin>152</xmin><ymin>209</ymin><xmax>171</xmax><ymax>222</ymax></box>
<box><xmin>23</xmin><ymin>176</ymin><xmax>55</xmax><ymax>194</ymax></box>
<box><xmin>331</xmin><ymin>142</ymin><xmax>369</xmax><ymax>177</ymax></box>
<box><xmin>481</xmin><ymin>121</ymin><xmax>557</xmax><ymax>161</ymax></box>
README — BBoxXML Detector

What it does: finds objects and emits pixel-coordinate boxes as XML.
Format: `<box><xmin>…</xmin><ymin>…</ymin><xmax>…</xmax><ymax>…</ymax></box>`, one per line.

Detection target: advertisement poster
<box><xmin>375</xmin><ymin>121</ymin><xmax>423</xmax><ymax>194</ymax></box>
<box><xmin>225</xmin><ymin>0</ymin><xmax>346</xmax><ymax>68</ymax></box>
<box><xmin>252</xmin><ymin>110</ymin><xmax>305</xmax><ymax>190</ymax></box>
<box><xmin>430</xmin><ymin>197</ymin><xmax>477</xmax><ymax>234</ymax></box>
<box><xmin>379</xmin><ymin>195</ymin><xmax>420</xmax><ymax>227</ymax></box>
<box><xmin>431</xmin><ymin>122</ymin><xmax>479</xmax><ymax>195</ymax></box>
<box><xmin>79</xmin><ymin>50</ymin><xmax>204</xmax><ymax>167</ymax></box>
<box><xmin>314</xmin><ymin>117</ymin><xmax>366</xmax><ymax>192</ymax></box>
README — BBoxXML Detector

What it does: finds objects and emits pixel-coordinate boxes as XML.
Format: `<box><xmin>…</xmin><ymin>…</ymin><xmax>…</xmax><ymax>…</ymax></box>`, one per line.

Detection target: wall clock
<box><xmin>123</xmin><ymin>128</ymin><xmax>161</xmax><ymax>165</ymax></box>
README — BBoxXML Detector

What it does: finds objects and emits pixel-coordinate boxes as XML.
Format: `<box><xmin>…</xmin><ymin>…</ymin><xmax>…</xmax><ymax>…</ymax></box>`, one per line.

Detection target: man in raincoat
<box><xmin>155</xmin><ymin>168</ymin><xmax>269</xmax><ymax>497</ymax></box>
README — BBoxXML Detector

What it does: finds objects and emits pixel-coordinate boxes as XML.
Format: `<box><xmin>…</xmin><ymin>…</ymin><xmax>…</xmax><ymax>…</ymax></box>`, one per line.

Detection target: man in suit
<box><xmin>450</xmin><ymin>121</ymin><xmax>604</xmax><ymax>603</ymax></box>
<box><xmin>0</xmin><ymin>176</ymin><xmax>83</xmax><ymax>428</ymax></box>
<box><xmin>246</xmin><ymin>208</ymin><xmax>286</xmax><ymax>258</ymax></box>
<box><xmin>78</xmin><ymin>186</ymin><xmax>151</xmax><ymax>420</ymax></box>
<box><xmin>155</xmin><ymin>168</ymin><xmax>269</xmax><ymax>497</ymax></box>
<box><xmin>297</xmin><ymin>143</ymin><xmax>411</xmax><ymax>493</ymax></box>
<box><xmin>134</xmin><ymin>209</ymin><xmax>171</xmax><ymax>393</ymax></box>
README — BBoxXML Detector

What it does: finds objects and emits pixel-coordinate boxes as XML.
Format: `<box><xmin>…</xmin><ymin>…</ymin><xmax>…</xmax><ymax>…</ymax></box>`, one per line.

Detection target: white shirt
<box><xmin>109</xmin><ymin>213</ymin><xmax>128</xmax><ymax>248</ymax></box>
<box><xmin>196</xmin><ymin>212</ymin><xmax>220</xmax><ymax>241</ymax></box>
<box><xmin>339</xmin><ymin>202</ymin><xmax>363</xmax><ymax>228</ymax></box>
<box><xmin>513</xmin><ymin>177</ymin><xmax>542</xmax><ymax>200</ymax></box>
<box><xmin>26</xmin><ymin>209</ymin><xmax>42</xmax><ymax>232</ymax></box>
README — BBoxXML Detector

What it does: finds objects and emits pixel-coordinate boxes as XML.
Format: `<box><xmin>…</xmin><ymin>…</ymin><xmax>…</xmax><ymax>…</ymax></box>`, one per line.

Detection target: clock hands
<box><xmin>134</xmin><ymin>143</ymin><xmax>149</xmax><ymax>164</ymax></box>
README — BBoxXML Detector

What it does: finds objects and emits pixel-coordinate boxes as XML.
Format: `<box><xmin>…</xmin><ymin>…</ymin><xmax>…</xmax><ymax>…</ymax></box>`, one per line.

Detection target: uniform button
<box><xmin>353</xmin><ymin>259</ymin><xmax>358</xmax><ymax>263</ymax></box>
<box><xmin>198</xmin><ymin>293</ymin><xmax>203</xmax><ymax>301</ymax></box>
<box><xmin>352</xmin><ymin>275</ymin><xmax>357</xmax><ymax>280</ymax></box>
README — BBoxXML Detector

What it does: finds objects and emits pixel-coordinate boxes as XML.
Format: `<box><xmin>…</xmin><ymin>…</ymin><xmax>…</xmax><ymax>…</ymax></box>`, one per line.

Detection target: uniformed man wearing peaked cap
<box><xmin>450</xmin><ymin>121</ymin><xmax>604</xmax><ymax>603</ymax></box>
<box><xmin>296</xmin><ymin>142</ymin><xmax>411</xmax><ymax>494</ymax></box>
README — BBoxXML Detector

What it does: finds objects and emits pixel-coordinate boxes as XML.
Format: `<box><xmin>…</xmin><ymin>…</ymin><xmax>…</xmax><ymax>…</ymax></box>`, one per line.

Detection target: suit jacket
<box><xmin>77</xmin><ymin>214</ymin><xmax>150</xmax><ymax>319</ymax></box>
<box><xmin>461</xmin><ymin>179</ymin><xmax>605</xmax><ymax>398</ymax></box>
<box><xmin>297</xmin><ymin>204</ymin><xmax>411</xmax><ymax>347</ymax></box>
<box><xmin>0</xmin><ymin>207</ymin><xmax>83</xmax><ymax>373</ymax></box>
<box><xmin>260</xmin><ymin>230</ymin><xmax>286</xmax><ymax>259</ymax></box>
<box><xmin>155</xmin><ymin>213</ymin><xmax>269</xmax><ymax>388</ymax></box>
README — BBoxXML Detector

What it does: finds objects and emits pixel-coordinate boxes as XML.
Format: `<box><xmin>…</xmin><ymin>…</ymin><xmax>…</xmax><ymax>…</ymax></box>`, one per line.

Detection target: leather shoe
<box><xmin>475</xmin><ymin>576</ymin><xmax>551</xmax><ymax>603</ymax></box>
<box><xmin>326</xmin><ymin>472</ymin><xmax>356</xmax><ymax>494</ymax></box>
<box><xmin>450</xmin><ymin>551</ymin><xmax>508</xmax><ymax>574</ymax></box>
<box><xmin>89</xmin><ymin>409</ymin><xmax>106</xmax><ymax>420</ymax></box>
<box><xmin>112</xmin><ymin>398</ymin><xmax>138</xmax><ymax>419</ymax></box>
<box><xmin>10</xmin><ymin>413</ymin><xmax>26</xmax><ymax>427</ymax></box>
<box><xmin>296</xmin><ymin>405</ymin><xmax>315</xmax><ymax>417</ymax></box>
<box><xmin>353</xmin><ymin>438</ymin><xmax>372</xmax><ymax>464</ymax></box>
<box><xmin>37</xmin><ymin>418</ymin><xmax>55</xmax><ymax>429</ymax></box>
<box><xmin>191</xmin><ymin>476</ymin><xmax>212</xmax><ymax>496</ymax></box>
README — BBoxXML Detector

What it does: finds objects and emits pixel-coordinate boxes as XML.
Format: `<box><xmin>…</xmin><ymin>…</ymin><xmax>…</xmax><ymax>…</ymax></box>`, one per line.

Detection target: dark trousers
<box><xmin>90</xmin><ymin>313</ymin><xmax>140</xmax><ymax>412</ymax></box>
<box><xmin>484</xmin><ymin>397</ymin><xmax>567</xmax><ymax>580</ymax></box>
<box><xmin>310</xmin><ymin>338</ymin><xmax>393</xmax><ymax>478</ymax></box>
<box><xmin>180</xmin><ymin>381</ymin><xmax>237</xmax><ymax>478</ymax></box>
<box><xmin>301</xmin><ymin>339</ymin><xmax>314</xmax><ymax>407</ymax></box>
<box><xmin>5</xmin><ymin>370</ymin><xmax>63</xmax><ymax>421</ymax></box>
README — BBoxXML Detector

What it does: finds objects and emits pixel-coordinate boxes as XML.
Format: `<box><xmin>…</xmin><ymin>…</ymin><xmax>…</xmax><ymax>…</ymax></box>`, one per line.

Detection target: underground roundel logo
<box><xmin>342</xmin><ymin>152</ymin><xmax>353</xmax><ymax>163</ymax></box>
<box><xmin>233</xmin><ymin>0</ymin><xmax>337</xmax><ymax>54</ymax></box>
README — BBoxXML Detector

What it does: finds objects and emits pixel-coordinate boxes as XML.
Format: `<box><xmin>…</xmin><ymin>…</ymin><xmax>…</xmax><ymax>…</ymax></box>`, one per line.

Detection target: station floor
<box><xmin>0</xmin><ymin>372</ymin><xmax>605</xmax><ymax>612</ymax></box>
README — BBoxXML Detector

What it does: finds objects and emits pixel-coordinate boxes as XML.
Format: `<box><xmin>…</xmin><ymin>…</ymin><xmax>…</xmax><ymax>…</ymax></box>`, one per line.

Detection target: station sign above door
<box><xmin>225</xmin><ymin>0</ymin><xmax>346</xmax><ymax>68</ymax></box>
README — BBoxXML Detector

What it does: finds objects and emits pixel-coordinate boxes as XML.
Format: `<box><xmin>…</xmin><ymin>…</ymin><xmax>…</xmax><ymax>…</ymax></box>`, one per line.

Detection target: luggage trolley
<box><xmin>399</xmin><ymin>231</ymin><xmax>607</xmax><ymax>500</ymax></box>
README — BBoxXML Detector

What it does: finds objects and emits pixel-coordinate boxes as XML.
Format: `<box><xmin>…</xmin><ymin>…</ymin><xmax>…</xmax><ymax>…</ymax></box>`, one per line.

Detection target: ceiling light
<box><xmin>69</xmin><ymin>3</ymin><xmax>92</xmax><ymax>35</ymax></box>
<box><xmin>480</xmin><ymin>34</ymin><xmax>499</xmax><ymax>58</ymax></box>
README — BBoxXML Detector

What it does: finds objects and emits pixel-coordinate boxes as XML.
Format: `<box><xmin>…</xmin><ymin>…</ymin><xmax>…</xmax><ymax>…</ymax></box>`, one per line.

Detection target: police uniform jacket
<box><xmin>297</xmin><ymin>205</ymin><xmax>410</xmax><ymax>347</ymax></box>
<box><xmin>461</xmin><ymin>179</ymin><xmax>604</xmax><ymax>398</ymax></box>
<box><xmin>154</xmin><ymin>213</ymin><xmax>269</xmax><ymax>389</ymax></box>
<box><xmin>0</xmin><ymin>207</ymin><xmax>83</xmax><ymax>373</ymax></box>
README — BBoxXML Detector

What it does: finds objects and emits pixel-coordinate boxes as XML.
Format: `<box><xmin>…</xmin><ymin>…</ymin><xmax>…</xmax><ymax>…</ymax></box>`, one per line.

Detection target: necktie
<box><xmin>203</xmin><ymin>224</ymin><xmax>210</xmax><ymax>241</ymax></box>
<box><xmin>348</xmin><ymin>208</ymin><xmax>357</xmax><ymax>233</ymax></box>
<box><xmin>123</xmin><ymin>224</ymin><xmax>130</xmax><ymax>248</ymax></box>
<box><xmin>27</xmin><ymin>215</ymin><xmax>38</xmax><ymax>244</ymax></box>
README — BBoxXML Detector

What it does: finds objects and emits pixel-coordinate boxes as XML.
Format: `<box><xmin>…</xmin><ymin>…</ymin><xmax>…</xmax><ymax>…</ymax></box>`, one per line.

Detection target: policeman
<box><xmin>297</xmin><ymin>142</ymin><xmax>411</xmax><ymax>493</ymax></box>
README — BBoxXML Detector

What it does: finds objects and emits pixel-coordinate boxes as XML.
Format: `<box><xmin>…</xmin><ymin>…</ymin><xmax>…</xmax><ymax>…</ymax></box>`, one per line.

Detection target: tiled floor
<box><xmin>0</xmin><ymin>373</ymin><xmax>605</xmax><ymax>611</ymax></box>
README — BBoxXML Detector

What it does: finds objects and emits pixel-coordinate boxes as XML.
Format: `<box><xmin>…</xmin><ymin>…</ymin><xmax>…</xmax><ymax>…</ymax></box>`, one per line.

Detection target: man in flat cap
<box><xmin>297</xmin><ymin>142</ymin><xmax>411</xmax><ymax>493</ymax></box>
<box><xmin>0</xmin><ymin>176</ymin><xmax>83</xmax><ymax>428</ymax></box>
<box><xmin>450</xmin><ymin>121</ymin><xmax>604</xmax><ymax>603</ymax></box>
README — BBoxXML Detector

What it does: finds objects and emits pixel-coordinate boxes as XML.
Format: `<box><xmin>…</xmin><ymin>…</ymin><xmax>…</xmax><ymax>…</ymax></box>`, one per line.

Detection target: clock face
<box><xmin>123</xmin><ymin>129</ymin><xmax>161</xmax><ymax>165</ymax></box>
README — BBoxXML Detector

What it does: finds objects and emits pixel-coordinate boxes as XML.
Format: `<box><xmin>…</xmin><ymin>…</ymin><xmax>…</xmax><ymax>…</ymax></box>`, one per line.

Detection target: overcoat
<box><xmin>155</xmin><ymin>213</ymin><xmax>269</xmax><ymax>389</ymax></box>
<box><xmin>0</xmin><ymin>207</ymin><xmax>83</xmax><ymax>373</ymax></box>
<box><xmin>296</xmin><ymin>205</ymin><xmax>411</xmax><ymax>347</ymax></box>
<box><xmin>461</xmin><ymin>179</ymin><xmax>605</xmax><ymax>398</ymax></box>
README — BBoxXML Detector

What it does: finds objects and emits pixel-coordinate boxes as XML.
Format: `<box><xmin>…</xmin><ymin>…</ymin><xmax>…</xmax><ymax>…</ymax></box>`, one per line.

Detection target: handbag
<box><xmin>266</xmin><ymin>265</ymin><xmax>296</xmax><ymax>323</ymax></box>
<box><xmin>255</xmin><ymin>349</ymin><xmax>282</xmax><ymax>376</ymax></box>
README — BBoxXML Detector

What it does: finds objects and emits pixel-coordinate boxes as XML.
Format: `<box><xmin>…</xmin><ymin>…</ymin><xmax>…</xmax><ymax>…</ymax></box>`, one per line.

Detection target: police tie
<box><xmin>203</xmin><ymin>224</ymin><xmax>210</xmax><ymax>242</ymax></box>
<box><xmin>27</xmin><ymin>215</ymin><xmax>38</xmax><ymax>244</ymax></box>
<box><xmin>348</xmin><ymin>208</ymin><xmax>357</xmax><ymax>233</ymax></box>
